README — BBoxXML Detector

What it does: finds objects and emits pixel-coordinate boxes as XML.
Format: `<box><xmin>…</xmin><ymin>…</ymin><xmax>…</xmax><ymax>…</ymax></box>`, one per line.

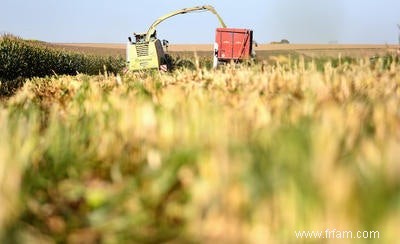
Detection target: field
<box><xmin>55</xmin><ymin>42</ymin><xmax>400</xmax><ymax>59</ymax></box>
<box><xmin>1</xmin><ymin>36</ymin><xmax>400</xmax><ymax>243</ymax></box>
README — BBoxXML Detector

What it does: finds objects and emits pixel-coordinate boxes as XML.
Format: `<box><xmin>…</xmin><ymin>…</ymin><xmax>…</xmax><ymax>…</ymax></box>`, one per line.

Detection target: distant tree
<box><xmin>270</xmin><ymin>39</ymin><xmax>290</xmax><ymax>44</ymax></box>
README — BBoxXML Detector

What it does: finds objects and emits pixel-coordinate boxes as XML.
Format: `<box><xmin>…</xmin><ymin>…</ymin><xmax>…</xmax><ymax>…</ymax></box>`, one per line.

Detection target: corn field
<box><xmin>0</xmin><ymin>35</ymin><xmax>124</xmax><ymax>96</ymax></box>
<box><xmin>1</xmin><ymin>37</ymin><xmax>400</xmax><ymax>243</ymax></box>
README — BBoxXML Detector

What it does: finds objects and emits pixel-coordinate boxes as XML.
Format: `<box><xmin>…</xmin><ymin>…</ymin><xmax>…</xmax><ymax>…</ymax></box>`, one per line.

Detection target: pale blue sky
<box><xmin>1</xmin><ymin>0</ymin><xmax>399</xmax><ymax>44</ymax></box>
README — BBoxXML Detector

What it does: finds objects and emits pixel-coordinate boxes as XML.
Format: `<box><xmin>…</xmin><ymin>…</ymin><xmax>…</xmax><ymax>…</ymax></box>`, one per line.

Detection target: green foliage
<box><xmin>370</xmin><ymin>54</ymin><xmax>400</xmax><ymax>69</ymax></box>
<box><xmin>0</xmin><ymin>35</ymin><xmax>125</xmax><ymax>95</ymax></box>
<box><xmin>170</xmin><ymin>54</ymin><xmax>213</xmax><ymax>70</ymax></box>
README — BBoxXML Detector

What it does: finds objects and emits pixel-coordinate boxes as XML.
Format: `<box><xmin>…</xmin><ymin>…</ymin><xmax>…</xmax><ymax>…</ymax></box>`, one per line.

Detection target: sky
<box><xmin>1</xmin><ymin>0</ymin><xmax>399</xmax><ymax>44</ymax></box>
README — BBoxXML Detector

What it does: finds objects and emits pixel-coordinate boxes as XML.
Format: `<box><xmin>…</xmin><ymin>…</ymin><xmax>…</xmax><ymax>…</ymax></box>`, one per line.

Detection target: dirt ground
<box><xmin>54</xmin><ymin>43</ymin><xmax>400</xmax><ymax>59</ymax></box>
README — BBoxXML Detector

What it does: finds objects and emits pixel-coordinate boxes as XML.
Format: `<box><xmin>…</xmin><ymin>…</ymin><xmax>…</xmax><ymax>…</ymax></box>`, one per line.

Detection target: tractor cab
<box><xmin>129</xmin><ymin>32</ymin><xmax>157</xmax><ymax>44</ymax></box>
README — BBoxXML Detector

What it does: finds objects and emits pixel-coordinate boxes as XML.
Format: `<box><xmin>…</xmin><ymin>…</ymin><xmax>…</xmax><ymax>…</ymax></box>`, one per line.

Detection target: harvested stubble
<box><xmin>0</xmin><ymin>59</ymin><xmax>400</xmax><ymax>243</ymax></box>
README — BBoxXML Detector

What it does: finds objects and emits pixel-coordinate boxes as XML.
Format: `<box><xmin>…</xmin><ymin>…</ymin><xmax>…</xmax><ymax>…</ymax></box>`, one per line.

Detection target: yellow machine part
<box><xmin>127</xmin><ymin>39</ymin><xmax>165</xmax><ymax>71</ymax></box>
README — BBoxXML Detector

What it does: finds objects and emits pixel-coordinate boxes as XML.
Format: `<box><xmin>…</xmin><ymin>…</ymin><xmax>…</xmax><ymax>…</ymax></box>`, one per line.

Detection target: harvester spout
<box><xmin>145</xmin><ymin>5</ymin><xmax>227</xmax><ymax>42</ymax></box>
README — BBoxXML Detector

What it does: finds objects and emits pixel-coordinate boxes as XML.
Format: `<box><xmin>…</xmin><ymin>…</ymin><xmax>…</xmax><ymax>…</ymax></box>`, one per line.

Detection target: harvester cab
<box><xmin>126</xmin><ymin>5</ymin><xmax>255</xmax><ymax>72</ymax></box>
<box><xmin>127</xmin><ymin>31</ymin><xmax>166</xmax><ymax>71</ymax></box>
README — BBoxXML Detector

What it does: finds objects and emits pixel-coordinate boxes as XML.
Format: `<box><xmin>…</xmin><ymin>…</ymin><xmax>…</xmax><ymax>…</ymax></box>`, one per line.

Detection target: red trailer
<box><xmin>214</xmin><ymin>28</ymin><xmax>254</xmax><ymax>67</ymax></box>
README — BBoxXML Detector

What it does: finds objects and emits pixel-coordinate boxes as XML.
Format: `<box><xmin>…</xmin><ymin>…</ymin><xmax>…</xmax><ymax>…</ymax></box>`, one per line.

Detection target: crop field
<box><xmin>1</xmin><ymin>36</ymin><xmax>400</xmax><ymax>243</ymax></box>
<box><xmin>55</xmin><ymin>42</ymin><xmax>400</xmax><ymax>59</ymax></box>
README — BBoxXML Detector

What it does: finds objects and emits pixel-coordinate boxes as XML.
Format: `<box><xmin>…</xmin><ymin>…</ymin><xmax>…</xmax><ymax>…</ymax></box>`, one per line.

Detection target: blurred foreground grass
<box><xmin>1</xmin><ymin>59</ymin><xmax>400</xmax><ymax>243</ymax></box>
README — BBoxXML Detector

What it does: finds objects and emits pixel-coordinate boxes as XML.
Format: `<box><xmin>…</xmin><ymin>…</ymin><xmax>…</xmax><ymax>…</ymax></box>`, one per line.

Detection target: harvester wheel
<box><xmin>162</xmin><ymin>54</ymin><xmax>174</xmax><ymax>71</ymax></box>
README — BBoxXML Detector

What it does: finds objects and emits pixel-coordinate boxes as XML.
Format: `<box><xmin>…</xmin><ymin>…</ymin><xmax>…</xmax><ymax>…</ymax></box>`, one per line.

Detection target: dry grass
<box><xmin>0</xmin><ymin>59</ymin><xmax>399</xmax><ymax>243</ymax></box>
